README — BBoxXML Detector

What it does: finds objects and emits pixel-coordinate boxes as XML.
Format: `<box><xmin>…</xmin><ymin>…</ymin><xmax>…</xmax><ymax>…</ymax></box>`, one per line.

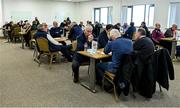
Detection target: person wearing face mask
<box><xmin>97</xmin><ymin>24</ymin><xmax>114</xmax><ymax>49</ymax></box>
<box><xmin>35</xmin><ymin>23</ymin><xmax>72</xmax><ymax>62</ymax></box>
<box><xmin>72</xmin><ymin>25</ymin><xmax>94</xmax><ymax>83</ymax></box>
<box><xmin>96</xmin><ymin>29</ymin><xmax>133</xmax><ymax>84</ymax></box>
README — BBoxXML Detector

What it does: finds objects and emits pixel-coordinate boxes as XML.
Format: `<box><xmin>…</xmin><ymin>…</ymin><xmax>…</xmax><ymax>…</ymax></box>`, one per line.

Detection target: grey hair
<box><xmin>110</xmin><ymin>29</ymin><xmax>121</xmax><ymax>38</ymax></box>
<box><xmin>37</xmin><ymin>23</ymin><xmax>47</xmax><ymax>31</ymax></box>
<box><xmin>85</xmin><ymin>24</ymin><xmax>93</xmax><ymax>31</ymax></box>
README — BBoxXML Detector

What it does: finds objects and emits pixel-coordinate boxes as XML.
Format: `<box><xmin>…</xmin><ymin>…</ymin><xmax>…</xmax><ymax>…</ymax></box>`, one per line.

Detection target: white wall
<box><xmin>2</xmin><ymin>0</ymin><xmax>180</xmax><ymax>29</ymax></box>
<box><xmin>77</xmin><ymin>0</ymin><xmax>178</xmax><ymax>29</ymax></box>
<box><xmin>75</xmin><ymin>0</ymin><xmax>121</xmax><ymax>24</ymax></box>
<box><xmin>0</xmin><ymin>0</ymin><xmax>3</xmax><ymax>26</ymax></box>
<box><xmin>3</xmin><ymin>0</ymin><xmax>76</xmax><ymax>25</ymax></box>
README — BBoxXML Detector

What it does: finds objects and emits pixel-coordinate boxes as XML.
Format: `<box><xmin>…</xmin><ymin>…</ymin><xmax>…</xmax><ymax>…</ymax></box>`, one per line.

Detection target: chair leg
<box><xmin>49</xmin><ymin>54</ymin><xmax>53</xmax><ymax>69</ymax></box>
<box><xmin>102</xmin><ymin>76</ymin><xmax>105</xmax><ymax>90</ymax></box>
<box><xmin>113</xmin><ymin>83</ymin><xmax>119</xmax><ymax>101</ymax></box>
<box><xmin>159</xmin><ymin>84</ymin><xmax>162</xmax><ymax>92</ymax></box>
<box><xmin>38</xmin><ymin>54</ymin><xmax>41</xmax><ymax>67</ymax></box>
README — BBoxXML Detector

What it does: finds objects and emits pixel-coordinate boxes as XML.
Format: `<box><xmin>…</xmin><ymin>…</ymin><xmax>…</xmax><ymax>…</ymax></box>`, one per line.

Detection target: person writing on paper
<box><xmin>72</xmin><ymin>25</ymin><xmax>94</xmax><ymax>83</ymax></box>
<box><xmin>96</xmin><ymin>29</ymin><xmax>133</xmax><ymax>84</ymax></box>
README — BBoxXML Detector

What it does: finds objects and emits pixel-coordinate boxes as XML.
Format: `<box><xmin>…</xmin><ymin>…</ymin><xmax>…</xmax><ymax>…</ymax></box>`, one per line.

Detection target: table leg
<box><xmin>171</xmin><ymin>41</ymin><xmax>177</xmax><ymax>59</ymax></box>
<box><xmin>80</xmin><ymin>58</ymin><xmax>96</xmax><ymax>93</ymax></box>
<box><xmin>21</xmin><ymin>36</ymin><xmax>24</xmax><ymax>49</ymax></box>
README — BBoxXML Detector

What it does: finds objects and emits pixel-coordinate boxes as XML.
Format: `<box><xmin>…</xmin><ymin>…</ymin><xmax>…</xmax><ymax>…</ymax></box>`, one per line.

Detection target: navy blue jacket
<box><xmin>123</xmin><ymin>26</ymin><xmax>136</xmax><ymax>39</ymax></box>
<box><xmin>76</xmin><ymin>33</ymin><xmax>92</xmax><ymax>51</ymax></box>
<box><xmin>35</xmin><ymin>30</ymin><xmax>60</xmax><ymax>52</ymax></box>
<box><xmin>98</xmin><ymin>30</ymin><xmax>109</xmax><ymax>49</ymax></box>
<box><xmin>73</xmin><ymin>33</ymin><xmax>92</xmax><ymax>62</ymax></box>
<box><xmin>68</xmin><ymin>25</ymin><xmax>83</xmax><ymax>41</ymax></box>
<box><xmin>104</xmin><ymin>37</ymin><xmax>133</xmax><ymax>73</ymax></box>
<box><xmin>50</xmin><ymin>27</ymin><xmax>63</xmax><ymax>38</ymax></box>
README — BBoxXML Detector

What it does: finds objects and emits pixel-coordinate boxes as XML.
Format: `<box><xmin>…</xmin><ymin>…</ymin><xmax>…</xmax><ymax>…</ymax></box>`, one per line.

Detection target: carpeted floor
<box><xmin>0</xmin><ymin>38</ymin><xmax>180</xmax><ymax>107</ymax></box>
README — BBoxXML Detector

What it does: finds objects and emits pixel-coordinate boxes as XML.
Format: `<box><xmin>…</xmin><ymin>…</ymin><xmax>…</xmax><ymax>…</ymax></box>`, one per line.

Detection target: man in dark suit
<box><xmin>98</xmin><ymin>24</ymin><xmax>114</xmax><ymax>49</ymax></box>
<box><xmin>72</xmin><ymin>25</ymin><xmax>94</xmax><ymax>83</ymax></box>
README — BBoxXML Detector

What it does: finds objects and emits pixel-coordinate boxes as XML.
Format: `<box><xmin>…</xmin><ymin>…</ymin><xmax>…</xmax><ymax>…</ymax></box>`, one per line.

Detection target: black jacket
<box><xmin>132</xmin><ymin>48</ymin><xmax>175</xmax><ymax>98</ymax></box>
<box><xmin>132</xmin><ymin>53</ymin><xmax>155</xmax><ymax>98</ymax></box>
<box><xmin>153</xmin><ymin>49</ymin><xmax>175</xmax><ymax>90</ymax></box>
<box><xmin>114</xmin><ymin>54</ymin><xmax>135</xmax><ymax>96</ymax></box>
<box><xmin>98</xmin><ymin>30</ymin><xmax>109</xmax><ymax>49</ymax></box>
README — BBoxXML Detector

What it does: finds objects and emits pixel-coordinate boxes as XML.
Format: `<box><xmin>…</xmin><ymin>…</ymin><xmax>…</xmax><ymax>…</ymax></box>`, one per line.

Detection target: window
<box><xmin>94</xmin><ymin>7</ymin><xmax>112</xmax><ymax>24</ymax></box>
<box><xmin>127</xmin><ymin>6</ymin><xmax>132</xmax><ymax>24</ymax></box>
<box><xmin>133</xmin><ymin>5</ymin><xmax>145</xmax><ymax>26</ymax></box>
<box><xmin>94</xmin><ymin>8</ymin><xmax>100</xmax><ymax>22</ymax></box>
<box><xmin>121</xmin><ymin>4</ymin><xmax>155</xmax><ymax>27</ymax></box>
<box><xmin>168</xmin><ymin>3</ymin><xmax>180</xmax><ymax>28</ymax></box>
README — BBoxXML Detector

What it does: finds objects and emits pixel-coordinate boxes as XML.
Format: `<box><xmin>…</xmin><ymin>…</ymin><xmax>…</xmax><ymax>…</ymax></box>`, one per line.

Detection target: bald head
<box><xmin>155</xmin><ymin>23</ymin><xmax>161</xmax><ymax>29</ymax></box>
<box><xmin>53</xmin><ymin>21</ymin><xmax>58</xmax><ymax>27</ymax></box>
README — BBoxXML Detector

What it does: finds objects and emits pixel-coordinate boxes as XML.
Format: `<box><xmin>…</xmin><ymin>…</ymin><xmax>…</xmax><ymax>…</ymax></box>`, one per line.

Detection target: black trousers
<box><xmin>72</xmin><ymin>53</ymin><xmax>89</xmax><ymax>79</ymax></box>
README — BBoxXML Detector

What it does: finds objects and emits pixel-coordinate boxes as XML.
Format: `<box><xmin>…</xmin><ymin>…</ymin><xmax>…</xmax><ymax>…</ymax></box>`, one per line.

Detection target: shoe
<box><xmin>73</xmin><ymin>78</ymin><xmax>79</xmax><ymax>83</ymax></box>
<box><xmin>104</xmin><ymin>85</ymin><xmax>113</xmax><ymax>93</ymax></box>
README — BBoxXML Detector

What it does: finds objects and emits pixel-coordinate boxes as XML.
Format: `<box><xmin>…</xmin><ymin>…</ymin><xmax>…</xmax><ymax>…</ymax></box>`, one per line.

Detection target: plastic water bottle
<box><xmin>92</xmin><ymin>41</ymin><xmax>98</xmax><ymax>53</ymax></box>
<box><xmin>84</xmin><ymin>42</ymin><xmax>88</xmax><ymax>51</ymax></box>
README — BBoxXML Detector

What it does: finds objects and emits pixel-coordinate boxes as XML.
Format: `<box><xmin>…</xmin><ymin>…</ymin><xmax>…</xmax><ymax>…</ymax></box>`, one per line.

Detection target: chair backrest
<box><xmin>13</xmin><ymin>27</ymin><xmax>21</xmax><ymax>36</ymax></box>
<box><xmin>132</xmin><ymin>32</ymin><xmax>136</xmax><ymax>40</ymax></box>
<box><xmin>36</xmin><ymin>37</ymin><xmax>50</xmax><ymax>53</ymax></box>
<box><xmin>71</xmin><ymin>40</ymin><xmax>77</xmax><ymax>51</ymax></box>
<box><xmin>30</xmin><ymin>30</ymin><xmax>37</xmax><ymax>39</ymax></box>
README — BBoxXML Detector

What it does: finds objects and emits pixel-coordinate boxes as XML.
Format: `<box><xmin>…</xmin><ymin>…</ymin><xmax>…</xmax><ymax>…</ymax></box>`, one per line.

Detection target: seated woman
<box><xmin>152</xmin><ymin>23</ymin><xmax>165</xmax><ymax>44</ymax></box>
<box><xmin>96</xmin><ymin>29</ymin><xmax>133</xmax><ymax>84</ymax></box>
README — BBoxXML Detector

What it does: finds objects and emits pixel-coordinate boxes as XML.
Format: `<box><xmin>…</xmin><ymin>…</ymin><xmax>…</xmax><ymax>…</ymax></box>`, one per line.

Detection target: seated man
<box><xmin>164</xmin><ymin>24</ymin><xmax>177</xmax><ymax>38</ymax></box>
<box><xmin>68</xmin><ymin>22</ymin><xmax>83</xmax><ymax>41</ymax></box>
<box><xmin>96</xmin><ymin>29</ymin><xmax>133</xmax><ymax>83</ymax></box>
<box><xmin>50</xmin><ymin>21</ymin><xmax>66</xmax><ymax>46</ymax></box>
<box><xmin>72</xmin><ymin>25</ymin><xmax>94</xmax><ymax>83</ymax></box>
<box><xmin>152</xmin><ymin>23</ymin><xmax>165</xmax><ymax>44</ymax></box>
<box><xmin>132</xmin><ymin>28</ymin><xmax>155</xmax><ymax>96</ymax></box>
<box><xmin>50</xmin><ymin>21</ymin><xmax>63</xmax><ymax>38</ymax></box>
<box><xmin>133</xmin><ymin>28</ymin><xmax>155</xmax><ymax>63</ymax></box>
<box><xmin>98</xmin><ymin>24</ymin><xmax>114</xmax><ymax>49</ymax></box>
<box><xmin>140</xmin><ymin>22</ymin><xmax>151</xmax><ymax>38</ymax></box>
<box><xmin>35</xmin><ymin>23</ymin><xmax>72</xmax><ymax>62</ymax></box>
<box><xmin>122</xmin><ymin>22</ymin><xmax>136</xmax><ymax>40</ymax></box>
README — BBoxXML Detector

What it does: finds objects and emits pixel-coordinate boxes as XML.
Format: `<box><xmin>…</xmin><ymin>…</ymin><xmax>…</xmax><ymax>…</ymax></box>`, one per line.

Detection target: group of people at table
<box><xmin>33</xmin><ymin>20</ymin><xmax>177</xmax><ymax>84</ymax></box>
<box><xmin>2</xmin><ymin>18</ymin><xmax>177</xmax><ymax>97</ymax></box>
